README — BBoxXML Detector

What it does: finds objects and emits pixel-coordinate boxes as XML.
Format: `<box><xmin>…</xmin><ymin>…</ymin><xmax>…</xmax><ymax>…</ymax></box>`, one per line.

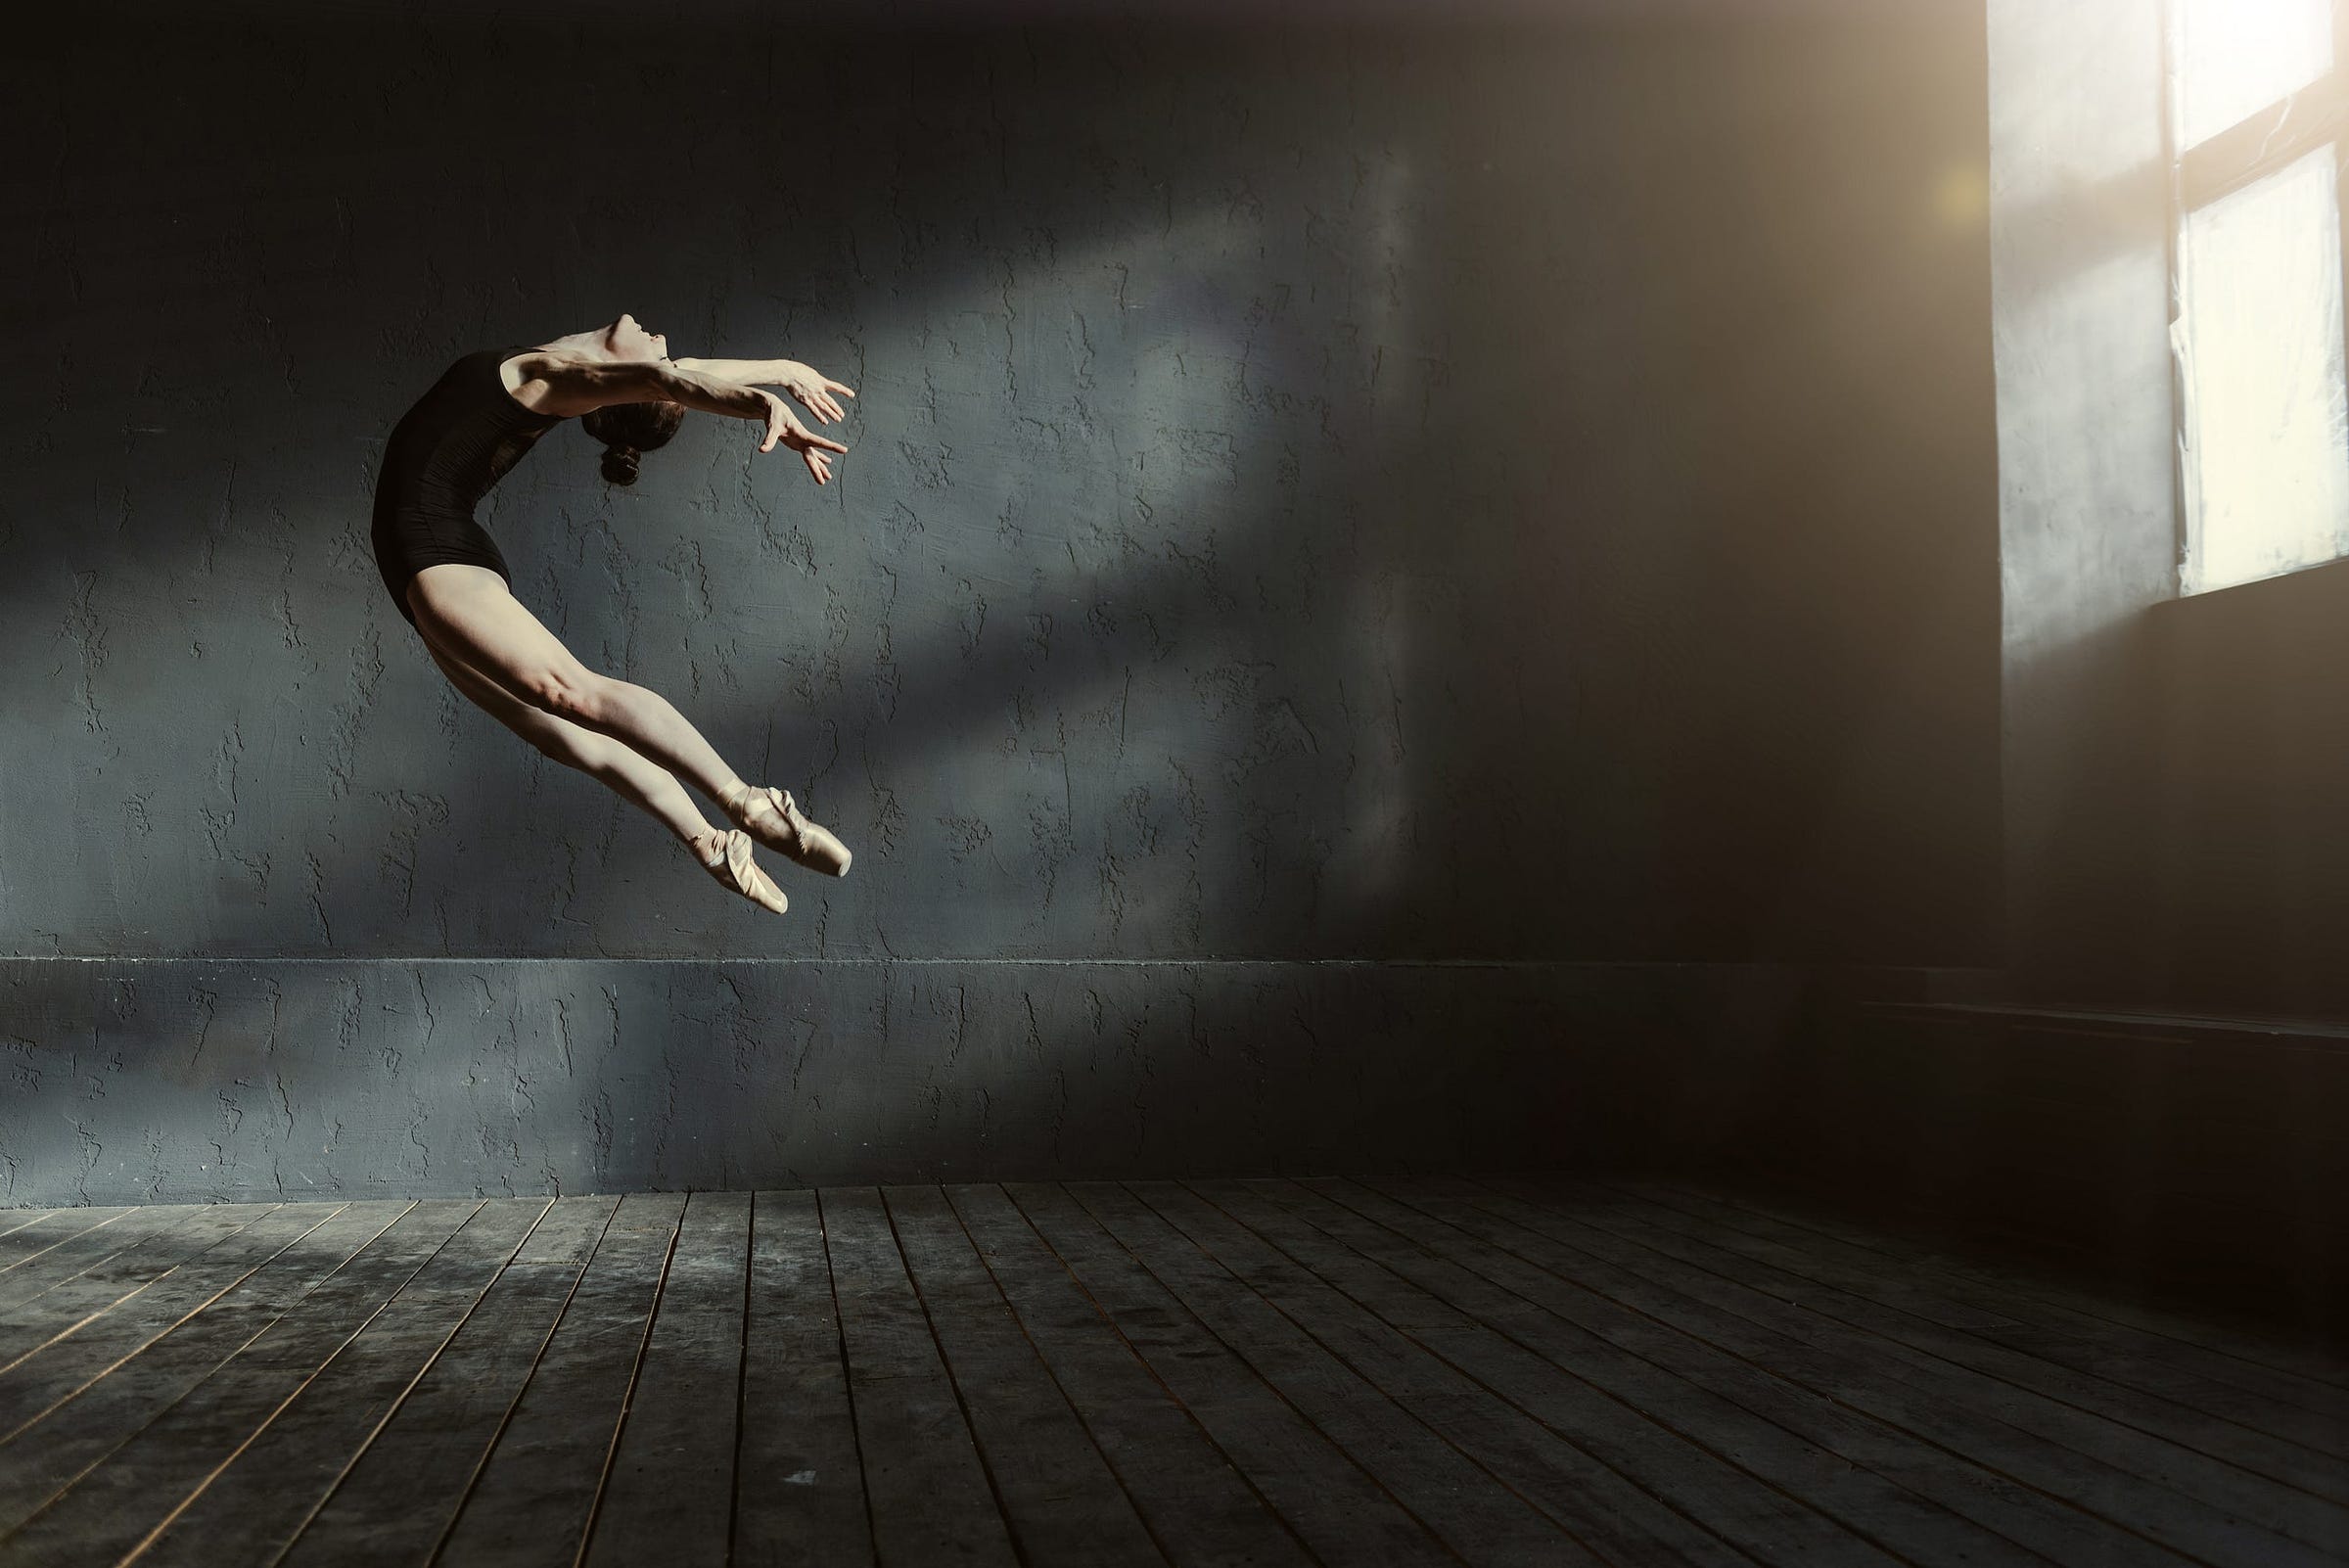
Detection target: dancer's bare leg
<box><xmin>406</xmin><ymin>564</ymin><xmax>852</xmax><ymax>879</ymax></box>
<box><xmin>415</xmin><ymin>639</ymin><xmax>706</xmax><ymax>846</ymax></box>
<box><xmin>405</xmin><ymin>565</ymin><xmax>750</xmax><ymax>805</ymax></box>
<box><xmin>415</xmin><ymin>635</ymin><xmax>791</xmax><ymax>912</ymax></box>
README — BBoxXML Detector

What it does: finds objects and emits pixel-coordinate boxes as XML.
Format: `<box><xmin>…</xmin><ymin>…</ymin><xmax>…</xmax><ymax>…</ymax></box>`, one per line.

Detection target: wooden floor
<box><xmin>0</xmin><ymin>1176</ymin><xmax>2344</xmax><ymax>1568</ymax></box>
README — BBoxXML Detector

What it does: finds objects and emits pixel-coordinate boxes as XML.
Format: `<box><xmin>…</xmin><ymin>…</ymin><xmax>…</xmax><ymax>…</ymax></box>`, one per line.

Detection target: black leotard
<box><xmin>371</xmin><ymin>343</ymin><xmax>564</xmax><ymax>626</ymax></box>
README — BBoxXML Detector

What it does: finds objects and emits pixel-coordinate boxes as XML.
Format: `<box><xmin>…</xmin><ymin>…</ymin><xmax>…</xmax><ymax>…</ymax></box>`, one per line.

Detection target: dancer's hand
<box><xmin>759</xmin><ymin>391</ymin><xmax>850</xmax><ymax>484</ymax></box>
<box><xmin>772</xmin><ymin>360</ymin><xmax>856</xmax><ymax>425</ymax></box>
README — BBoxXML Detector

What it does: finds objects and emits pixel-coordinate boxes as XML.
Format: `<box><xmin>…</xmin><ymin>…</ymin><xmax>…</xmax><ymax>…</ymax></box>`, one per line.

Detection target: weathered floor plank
<box><xmin>1618</xmin><ymin>1176</ymin><xmax>2349</xmax><ymax>1452</ymax></box>
<box><xmin>730</xmin><ymin>1189</ymin><xmax>873</xmax><ymax>1568</ymax></box>
<box><xmin>1008</xmin><ymin>1180</ymin><xmax>1454</xmax><ymax>1568</ymax></box>
<box><xmin>1230</xmin><ymin>1176</ymin><xmax>2057</xmax><ymax>1568</ymax></box>
<box><xmin>7</xmin><ymin>1179</ymin><xmax>2345</xmax><ymax>1568</ymax></box>
<box><xmin>0</xmin><ymin>1212</ymin><xmax>60</xmax><ymax>1247</ymax></box>
<box><xmin>1635</xmin><ymin>1176</ymin><xmax>2349</xmax><ymax>1397</ymax></box>
<box><xmin>0</xmin><ymin>1204</ymin><xmax>283</xmax><ymax>1370</ymax></box>
<box><xmin>0</xmin><ymin>1203</ymin><xmax>414</xmax><ymax>1536</ymax></box>
<box><xmin>0</xmin><ymin>1206</ymin><xmax>218</xmax><ymax>1317</ymax></box>
<box><xmin>946</xmin><ymin>1182</ymin><xmax>1316</xmax><ymax>1568</ymax></box>
<box><xmin>431</xmin><ymin>1191</ymin><xmax>685</xmax><ymax>1568</ymax></box>
<box><xmin>131</xmin><ymin>1199</ymin><xmax>555</xmax><ymax>1568</ymax></box>
<box><xmin>279</xmin><ymin>1196</ymin><xmax>620</xmax><ymax>1568</ymax></box>
<box><xmin>1592</xmin><ymin>1176</ymin><xmax>2349</xmax><ymax>1491</ymax></box>
<box><xmin>1092</xmin><ymin>1179</ymin><xmax>1603</xmax><ymax>1568</ymax></box>
<box><xmin>584</xmin><ymin>1191</ymin><xmax>752</xmax><ymax>1568</ymax></box>
<box><xmin>824</xmin><ymin>1185</ymin><xmax>1019</xmax><ymax>1568</ymax></box>
<box><xmin>884</xmin><ymin>1183</ymin><xmax>1166</xmax><ymax>1568</ymax></box>
<box><xmin>0</xmin><ymin>1200</ymin><xmax>481</xmax><ymax>1566</ymax></box>
<box><xmin>1530</xmin><ymin>1177</ymin><xmax>2349</xmax><ymax>1547</ymax></box>
<box><xmin>0</xmin><ymin>1205</ymin><xmax>338</xmax><ymax>1439</ymax></box>
<box><xmin>0</xmin><ymin>1211</ymin><xmax>131</xmax><ymax>1275</ymax></box>
<box><xmin>1193</xmin><ymin>1177</ymin><xmax>1847</xmax><ymax>1568</ymax></box>
<box><xmin>1275</xmin><ymin>1177</ymin><xmax>2180</xmax><ymax>1568</ymax></box>
<box><xmin>1425</xmin><ymin>1177</ymin><xmax>2342</xmax><ymax>1568</ymax></box>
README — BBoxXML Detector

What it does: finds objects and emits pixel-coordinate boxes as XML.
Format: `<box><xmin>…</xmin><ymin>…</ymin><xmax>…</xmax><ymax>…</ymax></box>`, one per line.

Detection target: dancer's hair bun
<box><xmin>581</xmin><ymin>398</ymin><xmax>680</xmax><ymax>487</ymax></box>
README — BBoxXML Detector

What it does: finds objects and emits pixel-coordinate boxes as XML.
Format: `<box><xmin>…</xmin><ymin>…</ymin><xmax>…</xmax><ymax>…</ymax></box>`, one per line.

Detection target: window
<box><xmin>2170</xmin><ymin>0</ymin><xmax>2349</xmax><ymax>594</ymax></box>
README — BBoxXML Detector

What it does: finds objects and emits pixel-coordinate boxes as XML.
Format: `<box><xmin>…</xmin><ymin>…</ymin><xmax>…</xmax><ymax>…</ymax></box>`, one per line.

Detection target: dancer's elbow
<box><xmin>536</xmin><ymin>360</ymin><xmax>679</xmax><ymax>416</ymax></box>
<box><xmin>604</xmin><ymin>360</ymin><xmax>686</xmax><ymax>407</ymax></box>
<box><xmin>655</xmin><ymin>364</ymin><xmax>769</xmax><ymax>420</ymax></box>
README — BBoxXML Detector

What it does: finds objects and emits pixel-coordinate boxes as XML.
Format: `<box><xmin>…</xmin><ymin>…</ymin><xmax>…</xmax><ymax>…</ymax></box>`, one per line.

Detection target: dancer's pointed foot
<box><xmin>696</xmin><ymin>829</ymin><xmax>789</xmax><ymax>914</ymax></box>
<box><xmin>722</xmin><ymin>783</ymin><xmax>853</xmax><ymax>877</ymax></box>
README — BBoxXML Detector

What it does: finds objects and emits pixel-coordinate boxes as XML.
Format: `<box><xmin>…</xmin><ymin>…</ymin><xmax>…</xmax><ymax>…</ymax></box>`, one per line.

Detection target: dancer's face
<box><xmin>606</xmin><ymin>312</ymin><xmax>668</xmax><ymax>361</ymax></box>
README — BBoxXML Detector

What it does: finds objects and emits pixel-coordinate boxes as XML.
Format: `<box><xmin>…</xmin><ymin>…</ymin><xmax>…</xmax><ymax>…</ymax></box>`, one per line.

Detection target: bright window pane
<box><xmin>2173</xmin><ymin>0</ymin><xmax>2331</xmax><ymax>149</ymax></box>
<box><xmin>2176</xmin><ymin>144</ymin><xmax>2349</xmax><ymax>593</ymax></box>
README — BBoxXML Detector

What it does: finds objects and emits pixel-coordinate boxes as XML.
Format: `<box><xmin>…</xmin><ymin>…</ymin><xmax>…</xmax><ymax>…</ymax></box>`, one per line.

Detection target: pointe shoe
<box><xmin>699</xmin><ymin>829</ymin><xmax>789</xmax><ymax>914</ymax></box>
<box><xmin>724</xmin><ymin>783</ymin><xmax>853</xmax><ymax>877</ymax></box>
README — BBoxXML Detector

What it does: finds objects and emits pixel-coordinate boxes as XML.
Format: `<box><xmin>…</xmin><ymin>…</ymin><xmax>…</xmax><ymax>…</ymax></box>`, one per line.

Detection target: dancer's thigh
<box><xmin>403</xmin><ymin>564</ymin><xmax>603</xmax><ymax>715</ymax></box>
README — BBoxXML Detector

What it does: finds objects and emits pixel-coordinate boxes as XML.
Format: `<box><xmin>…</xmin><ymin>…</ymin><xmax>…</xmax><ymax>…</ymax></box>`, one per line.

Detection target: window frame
<box><xmin>2166</xmin><ymin>0</ymin><xmax>2349</xmax><ymax>594</ymax></box>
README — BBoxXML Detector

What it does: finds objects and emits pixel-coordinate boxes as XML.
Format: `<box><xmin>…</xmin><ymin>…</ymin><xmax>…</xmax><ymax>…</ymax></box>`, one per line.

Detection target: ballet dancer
<box><xmin>369</xmin><ymin>312</ymin><xmax>856</xmax><ymax>914</ymax></box>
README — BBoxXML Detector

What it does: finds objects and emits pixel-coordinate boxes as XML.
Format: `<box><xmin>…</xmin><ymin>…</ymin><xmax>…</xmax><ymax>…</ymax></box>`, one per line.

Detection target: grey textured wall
<box><xmin>1</xmin><ymin>5</ymin><xmax>1998</xmax><ymax>1201</ymax></box>
<box><xmin>0</xmin><ymin>956</ymin><xmax>1824</xmax><ymax>1202</ymax></box>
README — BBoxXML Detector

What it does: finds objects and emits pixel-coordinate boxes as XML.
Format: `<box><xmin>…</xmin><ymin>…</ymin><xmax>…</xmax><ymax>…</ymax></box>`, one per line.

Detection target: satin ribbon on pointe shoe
<box><xmin>727</xmin><ymin>784</ymin><xmax>853</xmax><ymax>877</ymax></box>
<box><xmin>701</xmin><ymin>829</ymin><xmax>789</xmax><ymax>914</ymax></box>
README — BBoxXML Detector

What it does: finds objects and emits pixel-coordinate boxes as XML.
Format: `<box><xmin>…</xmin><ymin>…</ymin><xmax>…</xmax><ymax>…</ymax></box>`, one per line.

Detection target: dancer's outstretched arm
<box><xmin>671</xmin><ymin>356</ymin><xmax>857</xmax><ymax>425</ymax></box>
<box><xmin>517</xmin><ymin>356</ymin><xmax>852</xmax><ymax>482</ymax></box>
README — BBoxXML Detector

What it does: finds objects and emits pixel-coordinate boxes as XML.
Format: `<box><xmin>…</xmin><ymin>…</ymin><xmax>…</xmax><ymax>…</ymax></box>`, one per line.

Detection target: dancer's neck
<box><xmin>539</xmin><ymin>329</ymin><xmax>627</xmax><ymax>361</ymax></box>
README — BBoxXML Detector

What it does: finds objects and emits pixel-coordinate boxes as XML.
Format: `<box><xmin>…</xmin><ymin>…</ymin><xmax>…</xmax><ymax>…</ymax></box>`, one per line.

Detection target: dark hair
<box><xmin>580</xmin><ymin>399</ymin><xmax>685</xmax><ymax>486</ymax></box>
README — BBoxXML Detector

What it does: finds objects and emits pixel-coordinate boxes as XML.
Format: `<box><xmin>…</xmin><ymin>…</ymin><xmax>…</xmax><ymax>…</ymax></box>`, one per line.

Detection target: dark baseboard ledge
<box><xmin>1856</xmin><ymin>997</ymin><xmax>2349</xmax><ymax>1047</ymax></box>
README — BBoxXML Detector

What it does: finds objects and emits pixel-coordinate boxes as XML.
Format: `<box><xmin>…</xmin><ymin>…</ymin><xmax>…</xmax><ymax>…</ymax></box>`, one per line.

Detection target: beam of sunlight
<box><xmin>1990</xmin><ymin>0</ymin><xmax>2164</xmax><ymax>209</ymax></box>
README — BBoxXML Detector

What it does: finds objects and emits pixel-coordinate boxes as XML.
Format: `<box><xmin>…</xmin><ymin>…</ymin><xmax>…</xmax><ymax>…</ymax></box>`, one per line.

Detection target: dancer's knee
<box><xmin>520</xmin><ymin>667</ymin><xmax>609</xmax><ymax>724</ymax></box>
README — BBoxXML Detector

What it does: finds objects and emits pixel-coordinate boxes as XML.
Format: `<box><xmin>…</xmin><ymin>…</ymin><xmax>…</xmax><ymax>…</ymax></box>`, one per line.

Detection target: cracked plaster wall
<box><xmin>1</xmin><ymin>7</ymin><xmax>1997</xmax><ymax>1201</ymax></box>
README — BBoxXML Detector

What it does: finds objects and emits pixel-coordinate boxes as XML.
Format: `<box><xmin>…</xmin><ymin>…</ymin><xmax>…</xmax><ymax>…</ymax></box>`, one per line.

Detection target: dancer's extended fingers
<box><xmin>806</xmin><ymin>381</ymin><xmax>853</xmax><ymax>421</ymax></box>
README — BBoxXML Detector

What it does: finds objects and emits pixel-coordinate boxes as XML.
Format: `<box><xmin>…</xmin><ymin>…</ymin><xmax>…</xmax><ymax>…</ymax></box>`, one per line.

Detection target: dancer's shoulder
<box><xmin>493</xmin><ymin>346</ymin><xmax>580</xmax><ymax>420</ymax></box>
